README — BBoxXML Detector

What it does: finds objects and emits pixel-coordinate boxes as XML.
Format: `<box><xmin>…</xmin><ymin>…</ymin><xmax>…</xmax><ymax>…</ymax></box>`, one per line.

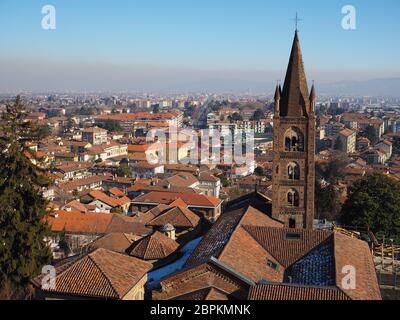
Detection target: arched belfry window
<box><xmin>287</xmin><ymin>189</ymin><xmax>299</xmax><ymax>207</ymax></box>
<box><xmin>288</xmin><ymin>162</ymin><xmax>300</xmax><ymax>180</ymax></box>
<box><xmin>284</xmin><ymin>127</ymin><xmax>304</xmax><ymax>152</ymax></box>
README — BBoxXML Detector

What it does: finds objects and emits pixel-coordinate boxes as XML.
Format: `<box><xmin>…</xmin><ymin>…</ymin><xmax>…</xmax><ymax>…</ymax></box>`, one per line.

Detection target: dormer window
<box><xmin>267</xmin><ymin>260</ymin><xmax>279</xmax><ymax>271</ymax></box>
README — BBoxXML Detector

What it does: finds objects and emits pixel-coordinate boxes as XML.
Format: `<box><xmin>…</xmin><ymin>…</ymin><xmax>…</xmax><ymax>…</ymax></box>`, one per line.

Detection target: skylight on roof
<box><xmin>285</xmin><ymin>232</ymin><xmax>301</xmax><ymax>241</ymax></box>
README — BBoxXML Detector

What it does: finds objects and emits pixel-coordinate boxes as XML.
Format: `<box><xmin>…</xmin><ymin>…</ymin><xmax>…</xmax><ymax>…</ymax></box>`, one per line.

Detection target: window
<box><xmin>287</xmin><ymin>189</ymin><xmax>299</xmax><ymax>207</ymax></box>
<box><xmin>267</xmin><ymin>260</ymin><xmax>280</xmax><ymax>271</ymax></box>
<box><xmin>284</xmin><ymin>127</ymin><xmax>304</xmax><ymax>152</ymax></box>
<box><xmin>289</xmin><ymin>218</ymin><xmax>296</xmax><ymax>229</ymax></box>
<box><xmin>285</xmin><ymin>232</ymin><xmax>301</xmax><ymax>241</ymax></box>
<box><xmin>287</xmin><ymin>163</ymin><xmax>300</xmax><ymax>180</ymax></box>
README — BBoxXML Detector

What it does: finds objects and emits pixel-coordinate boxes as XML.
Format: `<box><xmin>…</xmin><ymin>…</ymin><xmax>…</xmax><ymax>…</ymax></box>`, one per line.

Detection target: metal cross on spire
<box><xmin>293</xmin><ymin>12</ymin><xmax>302</xmax><ymax>31</ymax></box>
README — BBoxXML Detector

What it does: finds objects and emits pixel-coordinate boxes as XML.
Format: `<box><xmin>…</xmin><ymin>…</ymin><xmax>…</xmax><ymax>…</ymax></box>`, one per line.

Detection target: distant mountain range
<box><xmin>172</xmin><ymin>77</ymin><xmax>400</xmax><ymax>97</ymax></box>
<box><xmin>317</xmin><ymin>78</ymin><xmax>400</xmax><ymax>97</ymax></box>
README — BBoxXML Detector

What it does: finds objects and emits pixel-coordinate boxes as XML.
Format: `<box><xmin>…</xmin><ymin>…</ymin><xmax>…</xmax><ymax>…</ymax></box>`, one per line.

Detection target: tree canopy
<box><xmin>315</xmin><ymin>181</ymin><xmax>341</xmax><ymax>221</ymax></box>
<box><xmin>251</xmin><ymin>109</ymin><xmax>265</xmax><ymax>121</ymax></box>
<box><xmin>229</xmin><ymin>112</ymin><xmax>243</xmax><ymax>122</ymax></box>
<box><xmin>363</xmin><ymin>125</ymin><xmax>378</xmax><ymax>145</ymax></box>
<box><xmin>340</xmin><ymin>174</ymin><xmax>400</xmax><ymax>240</ymax></box>
<box><xmin>97</xmin><ymin>119</ymin><xmax>123</xmax><ymax>133</ymax></box>
<box><xmin>0</xmin><ymin>96</ymin><xmax>52</xmax><ymax>298</ymax></box>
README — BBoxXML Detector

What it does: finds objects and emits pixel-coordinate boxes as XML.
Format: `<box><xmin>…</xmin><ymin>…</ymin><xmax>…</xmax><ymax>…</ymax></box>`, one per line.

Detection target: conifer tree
<box><xmin>0</xmin><ymin>96</ymin><xmax>52</xmax><ymax>298</ymax></box>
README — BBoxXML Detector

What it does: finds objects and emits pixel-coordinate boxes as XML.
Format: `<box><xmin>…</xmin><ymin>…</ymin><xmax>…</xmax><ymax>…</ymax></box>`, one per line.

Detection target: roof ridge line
<box><xmin>88</xmin><ymin>251</ymin><xmax>120</xmax><ymax>299</ymax></box>
<box><xmin>216</xmin><ymin>204</ymin><xmax>252</xmax><ymax>261</ymax></box>
<box><xmin>241</xmin><ymin>224</ymin><xmax>285</xmax><ymax>266</ymax></box>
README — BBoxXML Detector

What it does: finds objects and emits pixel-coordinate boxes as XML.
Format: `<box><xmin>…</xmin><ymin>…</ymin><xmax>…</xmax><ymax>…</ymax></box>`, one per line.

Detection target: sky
<box><xmin>0</xmin><ymin>0</ymin><xmax>399</xmax><ymax>93</ymax></box>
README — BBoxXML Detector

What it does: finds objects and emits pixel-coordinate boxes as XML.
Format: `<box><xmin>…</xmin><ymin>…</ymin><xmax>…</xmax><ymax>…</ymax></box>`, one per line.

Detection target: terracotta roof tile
<box><xmin>172</xmin><ymin>287</ymin><xmax>229</xmax><ymax>300</ymax></box>
<box><xmin>132</xmin><ymin>191</ymin><xmax>221</xmax><ymax>208</ymax></box>
<box><xmin>90</xmin><ymin>233</ymin><xmax>140</xmax><ymax>254</ymax></box>
<box><xmin>32</xmin><ymin>248</ymin><xmax>152</xmax><ymax>299</ymax></box>
<box><xmin>127</xmin><ymin>231</ymin><xmax>179</xmax><ymax>260</ymax></box>
<box><xmin>147</xmin><ymin>206</ymin><xmax>200</xmax><ymax>228</ymax></box>
<box><xmin>249</xmin><ymin>283</ymin><xmax>350</xmax><ymax>300</ymax></box>
<box><xmin>333</xmin><ymin>232</ymin><xmax>382</xmax><ymax>300</ymax></box>
<box><xmin>47</xmin><ymin>211</ymin><xmax>113</xmax><ymax>234</ymax></box>
<box><xmin>242</xmin><ymin>226</ymin><xmax>332</xmax><ymax>267</ymax></box>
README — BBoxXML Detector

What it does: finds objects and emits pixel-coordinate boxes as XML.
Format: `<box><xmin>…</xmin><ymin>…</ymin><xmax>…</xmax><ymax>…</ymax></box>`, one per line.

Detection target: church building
<box><xmin>272</xmin><ymin>31</ymin><xmax>316</xmax><ymax>229</ymax></box>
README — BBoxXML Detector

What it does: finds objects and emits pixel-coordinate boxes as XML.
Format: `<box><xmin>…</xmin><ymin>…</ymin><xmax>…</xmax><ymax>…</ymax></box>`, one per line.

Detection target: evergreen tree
<box><xmin>364</xmin><ymin>125</ymin><xmax>378</xmax><ymax>145</ymax></box>
<box><xmin>334</xmin><ymin>137</ymin><xmax>343</xmax><ymax>151</ymax></box>
<box><xmin>0</xmin><ymin>96</ymin><xmax>52</xmax><ymax>298</ymax></box>
<box><xmin>116</xmin><ymin>164</ymin><xmax>132</xmax><ymax>178</ymax></box>
<box><xmin>315</xmin><ymin>181</ymin><xmax>341</xmax><ymax>221</ymax></box>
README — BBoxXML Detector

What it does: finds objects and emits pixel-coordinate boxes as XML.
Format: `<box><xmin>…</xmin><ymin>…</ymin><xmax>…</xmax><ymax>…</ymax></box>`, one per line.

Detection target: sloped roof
<box><xmin>280</xmin><ymin>31</ymin><xmax>310</xmax><ymax>117</ymax></box>
<box><xmin>185</xmin><ymin>196</ymin><xmax>282</xmax><ymax>268</ymax></box>
<box><xmin>249</xmin><ymin>283</ymin><xmax>349</xmax><ymax>301</ymax></box>
<box><xmin>63</xmin><ymin>200</ymin><xmax>87</xmax><ymax>213</ymax></box>
<box><xmin>90</xmin><ymin>233</ymin><xmax>139</xmax><ymax>254</ymax></box>
<box><xmin>172</xmin><ymin>287</ymin><xmax>229</xmax><ymax>300</ymax></box>
<box><xmin>163</xmin><ymin>172</ymin><xmax>199</xmax><ymax>188</ymax></box>
<box><xmin>106</xmin><ymin>215</ymin><xmax>152</xmax><ymax>236</ymax></box>
<box><xmin>169</xmin><ymin>198</ymin><xmax>188</xmax><ymax>207</ymax></box>
<box><xmin>109</xmin><ymin>187</ymin><xmax>126</xmax><ymax>198</ymax></box>
<box><xmin>242</xmin><ymin>226</ymin><xmax>332</xmax><ymax>267</ymax></box>
<box><xmin>132</xmin><ymin>191</ymin><xmax>222</xmax><ymax>208</ymax></box>
<box><xmin>147</xmin><ymin>206</ymin><xmax>200</xmax><ymax>228</ymax></box>
<box><xmin>127</xmin><ymin>231</ymin><xmax>179</xmax><ymax>260</ymax></box>
<box><xmin>333</xmin><ymin>232</ymin><xmax>381</xmax><ymax>300</ymax></box>
<box><xmin>47</xmin><ymin>211</ymin><xmax>113</xmax><ymax>234</ymax></box>
<box><xmin>32</xmin><ymin>248</ymin><xmax>152</xmax><ymax>299</ymax></box>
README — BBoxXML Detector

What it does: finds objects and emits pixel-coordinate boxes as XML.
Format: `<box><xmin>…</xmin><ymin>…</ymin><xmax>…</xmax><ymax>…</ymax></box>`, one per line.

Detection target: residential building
<box><xmin>82</xmin><ymin>127</ymin><xmax>108</xmax><ymax>145</ymax></box>
<box><xmin>338</xmin><ymin>128</ymin><xmax>357</xmax><ymax>154</ymax></box>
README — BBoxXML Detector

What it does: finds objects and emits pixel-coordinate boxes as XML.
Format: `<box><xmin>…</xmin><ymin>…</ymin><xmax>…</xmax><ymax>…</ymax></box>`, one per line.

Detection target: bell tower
<box><xmin>272</xmin><ymin>31</ymin><xmax>316</xmax><ymax>229</ymax></box>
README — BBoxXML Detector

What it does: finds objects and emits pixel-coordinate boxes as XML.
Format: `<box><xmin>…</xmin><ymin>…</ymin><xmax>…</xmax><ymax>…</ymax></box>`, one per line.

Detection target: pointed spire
<box><xmin>280</xmin><ymin>31</ymin><xmax>310</xmax><ymax>117</ymax></box>
<box><xmin>274</xmin><ymin>84</ymin><xmax>281</xmax><ymax>100</ymax></box>
<box><xmin>310</xmin><ymin>81</ymin><xmax>316</xmax><ymax>101</ymax></box>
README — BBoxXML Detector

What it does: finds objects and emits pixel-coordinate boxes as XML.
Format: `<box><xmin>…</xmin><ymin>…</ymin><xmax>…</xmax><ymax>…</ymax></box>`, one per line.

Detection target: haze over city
<box><xmin>1</xmin><ymin>0</ymin><xmax>400</xmax><ymax>94</ymax></box>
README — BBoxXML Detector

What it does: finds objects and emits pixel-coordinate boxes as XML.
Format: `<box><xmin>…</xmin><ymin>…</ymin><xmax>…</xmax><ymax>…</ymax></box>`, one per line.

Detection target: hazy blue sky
<box><xmin>0</xmin><ymin>0</ymin><xmax>399</xmax><ymax>92</ymax></box>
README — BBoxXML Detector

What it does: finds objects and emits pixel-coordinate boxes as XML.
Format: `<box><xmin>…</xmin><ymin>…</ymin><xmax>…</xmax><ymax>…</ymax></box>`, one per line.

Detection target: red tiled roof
<box><xmin>147</xmin><ymin>206</ymin><xmax>200</xmax><ymax>228</ymax></box>
<box><xmin>32</xmin><ymin>248</ymin><xmax>152</xmax><ymax>299</ymax></box>
<box><xmin>242</xmin><ymin>226</ymin><xmax>332</xmax><ymax>267</ymax></box>
<box><xmin>90</xmin><ymin>233</ymin><xmax>139</xmax><ymax>254</ymax></box>
<box><xmin>128</xmin><ymin>144</ymin><xmax>150</xmax><ymax>153</ymax></box>
<box><xmin>93</xmin><ymin>190</ymin><xmax>129</xmax><ymax>207</ymax></box>
<box><xmin>132</xmin><ymin>191</ymin><xmax>222</xmax><ymax>208</ymax></box>
<box><xmin>63</xmin><ymin>200</ymin><xmax>87</xmax><ymax>213</ymax></box>
<box><xmin>108</xmin><ymin>187</ymin><xmax>126</xmax><ymax>198</ymax></box>
<box><xmin>339</xmin><ymin>128</ymin><xmax>355</xmax><ymax>138</ymax></box>
<box><xmin>163</xmin><ymin>173</ymin><xmax>199</xmax><ymax>188</ymax></box>
<box><xmin>169</xmin><ymin>198</ymin><xmax>188</xmax><ymax>207</ymax></box>
<box><xmin>249</xmin><ymin>283</ymin><xmax>349</xmax><ymax>300</ymax></box>
<box><xmin>333</xmin><ymin>232</ymin><xmax>382</xmax><ymax>300</ymax></box>
<box><xmin>47</xmin><ymin>211</ymin><xmax>113</xmax><ymax>234</ymax></box>
<box><xmin>127</xmin><ymin>231</ymin><xmax>179</xmax><ymax>260</ymax></box>
<box><xmin>172</xmin><ymin>287</ymin><xmax>229</xmax><ymax>300</ymax></box>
